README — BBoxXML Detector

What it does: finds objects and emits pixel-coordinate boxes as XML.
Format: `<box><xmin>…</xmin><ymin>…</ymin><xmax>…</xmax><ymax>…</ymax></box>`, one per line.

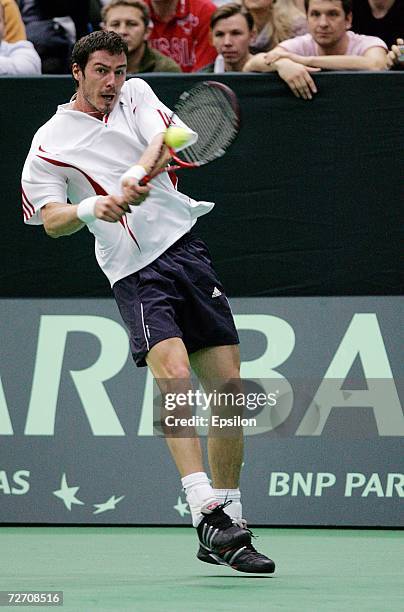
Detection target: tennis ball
<box><xmin>164</xmin><ymin>126</ymin><xmax>190</xmax><ymax>149</ymax></box>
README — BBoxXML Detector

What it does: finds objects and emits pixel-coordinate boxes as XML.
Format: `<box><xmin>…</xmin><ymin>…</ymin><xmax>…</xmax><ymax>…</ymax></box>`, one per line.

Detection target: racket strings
<box><xmin>175</xmin><ymin>85</ymin><xmax>238</xmax><ymax>165</ymax></box>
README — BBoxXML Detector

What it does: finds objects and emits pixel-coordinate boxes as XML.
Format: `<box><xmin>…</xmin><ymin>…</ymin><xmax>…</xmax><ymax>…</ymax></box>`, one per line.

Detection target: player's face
<box><xmin>104</xmin><ymin>6</ymin><xmax>148</xmax><ymax>54</ymax></box>
<box><xmin>307</xmin><ymin>0</ymin><xmax>352</xmax><ymax>49</ymax></box>
<box><xmin>212</xmin><ymin>15</ymin><xmax>253</xmax><ymax>71</ymax></box>
<box><xmin>73</xmin><ymin>50</ymin><xmax>127</xmax><ymax>115</ymax></box>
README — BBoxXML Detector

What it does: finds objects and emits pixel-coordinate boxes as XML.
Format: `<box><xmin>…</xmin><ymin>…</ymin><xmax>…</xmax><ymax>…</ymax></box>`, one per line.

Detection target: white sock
<box><xmin>213</xmin><ymin>488</ymin><xmax>242</xmax><ymax>522</ymax></box>
<box><xmin>181</xmin><ymin>472</ymin><xmax>218</xmax><ymax>527</ymax></box>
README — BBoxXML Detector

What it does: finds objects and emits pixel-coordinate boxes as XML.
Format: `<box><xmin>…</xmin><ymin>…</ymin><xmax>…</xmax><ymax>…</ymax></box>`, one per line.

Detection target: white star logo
<box><xmin>93</xmin><ymin>495</ymin><xmax>125</xmax><ymax>515</ymax></box>
<box><xmin>53</xmin><ymin>474</ymin><xmax>85</xmax><ymax>511</ymax></box>
<box><xmin>173</xmin><ymin>496</ymin><xmax>190</xmax><ymax>517</ymax></box>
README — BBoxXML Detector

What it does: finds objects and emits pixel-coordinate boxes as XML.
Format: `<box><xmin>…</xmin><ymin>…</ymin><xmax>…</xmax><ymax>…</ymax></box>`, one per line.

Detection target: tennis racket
<box><xmin>138</xmin><ymin>80</ymin><xmax>240</xmax><ymax>185</ymax></box>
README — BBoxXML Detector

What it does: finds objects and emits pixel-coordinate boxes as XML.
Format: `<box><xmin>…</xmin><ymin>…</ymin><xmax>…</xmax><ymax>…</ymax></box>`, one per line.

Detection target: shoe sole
<box><xmin>197</xmin><ymin>548</ymin><xmax>275</xmax><ymax>574</ymax></box>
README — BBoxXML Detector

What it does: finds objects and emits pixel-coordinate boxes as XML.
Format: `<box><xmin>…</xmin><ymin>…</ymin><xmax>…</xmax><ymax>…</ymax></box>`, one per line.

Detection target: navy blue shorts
<box><xmin>113</xmin><ymin>232</ymin><xmax>239</xmax><ymax>367</ymax></box>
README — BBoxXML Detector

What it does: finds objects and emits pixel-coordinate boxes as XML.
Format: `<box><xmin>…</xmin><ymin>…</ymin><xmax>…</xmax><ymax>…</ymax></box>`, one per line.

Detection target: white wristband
<box><xmin>121</xmin><ymin>164</ymin><xmax>147</xmax><ymax>184</ymax></box>
<box><xmin>76</xmin><ymin>196</ymin><xmax>98</xmax><ymax>224</ymax></box>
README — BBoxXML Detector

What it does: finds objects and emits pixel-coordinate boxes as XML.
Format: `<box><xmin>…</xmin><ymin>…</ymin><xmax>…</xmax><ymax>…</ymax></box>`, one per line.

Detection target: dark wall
<box><xmin>1</xmin><ymin>72</ymin><xmax>403</xmax><ymax>297</ymax></box>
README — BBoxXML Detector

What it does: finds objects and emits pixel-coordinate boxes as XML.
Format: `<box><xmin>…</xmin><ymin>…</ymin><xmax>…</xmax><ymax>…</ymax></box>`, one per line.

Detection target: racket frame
<box><xmin>139</xmin><ymin>80</ymin><xmax>240</xmax><ymax>185</ymax></box>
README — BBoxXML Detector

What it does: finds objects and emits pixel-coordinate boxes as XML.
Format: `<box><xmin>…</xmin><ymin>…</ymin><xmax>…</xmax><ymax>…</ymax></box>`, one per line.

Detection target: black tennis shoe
<box><xmin>197</xmin><ymin>501</ymin><xmax>251</xmax><ymax>551</ymax></box>
<box><xmin>197</xmin><ymin>541</ymin><xmax>275</xmax><ymax>574</ymax></box>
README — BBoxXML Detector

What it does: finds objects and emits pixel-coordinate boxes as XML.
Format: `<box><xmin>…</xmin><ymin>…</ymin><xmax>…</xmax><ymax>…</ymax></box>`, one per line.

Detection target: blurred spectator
<box><xmin>244</xmin><ymin>0</ymin><xmax>388</xmax><ymax>99</ymax></box>
<box><xmin>145</xmin><ymin>0</ymin><xmax>218</xmax><ymax>72</ymax></box>
<box><xmin>19</xmin><ymin>0</ymin><xmax>98</xmax><ymax>73</ymax></box>
<box><xmin>0</xmin><ymin>0</ymin><xmax>41</xmax><ymax>72</ymax></box>
<box><xmin>1</xmin><ymin>0</ymin><xmax>26</xmax><ymax>42</ymax></box>
<box><xmin>89</xmin><ymin>1</ymin><xmax>103</xmax><ymax>29</ymax></box>
<box><xmin>243</xmin><ymin>0</ymin><xmax>307</xmax><ymax>53</ymax></box>
<box><xmin>386</xmin><ymin>36</ymin><xmax>404</xmax><ymax>68</ymax></box>
<box><xmin>351</xmin><ymin>0</ymin><xmax>403</xmax><ymax>48</ymax></box>
<box><xmin>275</xmin><ymin>0</ymin><xmax>308</xmax><ymax>36</ymax></box>
<box><xmin>102</xmin><ymin>0</ymin><xmax>181</xmax><ymax>72</ymax></box>
<box><xmin>200</xmin><ymin>3</ymin><xmax>255</xmax><ymax>72</ymax></box>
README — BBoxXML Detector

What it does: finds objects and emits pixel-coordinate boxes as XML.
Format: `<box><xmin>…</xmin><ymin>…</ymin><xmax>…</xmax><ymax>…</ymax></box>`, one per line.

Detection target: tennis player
<box><xmin>21</xmin><ymin>30</ymin><xmax>274</xmax><ymax>574</ymax></box>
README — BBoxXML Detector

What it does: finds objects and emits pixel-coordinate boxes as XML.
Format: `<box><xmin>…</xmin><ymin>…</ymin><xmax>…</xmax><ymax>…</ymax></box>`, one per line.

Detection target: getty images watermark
<box><xmin>152</xmin><ymin>378</ymin><xmax>289</xmax><ymax>437</ymax></box>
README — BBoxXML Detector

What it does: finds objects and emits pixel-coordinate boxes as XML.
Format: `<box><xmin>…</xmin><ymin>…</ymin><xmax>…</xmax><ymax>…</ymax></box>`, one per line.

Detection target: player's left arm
<box><xmin>122</xmin><ymin>80</ymin><xmax>196</xmax><ymax>194</ymax></box>
<box><xmin>121</xmin><ymin>132</ymin><xmax>172</xmax><ymax>199</ymax></box>
<box><xmin>300</xmin><ymin>46</ymin><xmax>388</xmax><ymax>70</ymax></box>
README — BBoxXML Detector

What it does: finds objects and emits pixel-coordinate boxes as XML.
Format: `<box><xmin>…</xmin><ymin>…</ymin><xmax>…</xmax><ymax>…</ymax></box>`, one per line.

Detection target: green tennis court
<box><xmin>1</xmin><ymin>527</ymin><xmax>403</xmax><ymax>611</ymax></box>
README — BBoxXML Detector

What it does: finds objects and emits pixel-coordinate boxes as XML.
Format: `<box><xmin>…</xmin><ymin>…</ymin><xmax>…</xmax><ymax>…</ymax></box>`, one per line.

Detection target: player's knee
<box><xmin>157</xmin><ymin>360</ymin><xmax>191</xmax><ymax>382</ymax></box>
<box><xmin>156</xmin><ymin>361</ymin><xmax>192</xmax><ymax>405</ymax></box>
<box><xmin>166</xmin><ymin>362</ymin><xmax>191</xmax><ymax>380</ymax></box>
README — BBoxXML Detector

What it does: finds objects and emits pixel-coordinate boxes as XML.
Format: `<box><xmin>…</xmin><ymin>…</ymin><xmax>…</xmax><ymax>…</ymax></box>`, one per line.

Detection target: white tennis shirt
<box><xmin>21</xmin><ymin>78</ymin><xmax>214</xmax><ymax>286</ymax></box>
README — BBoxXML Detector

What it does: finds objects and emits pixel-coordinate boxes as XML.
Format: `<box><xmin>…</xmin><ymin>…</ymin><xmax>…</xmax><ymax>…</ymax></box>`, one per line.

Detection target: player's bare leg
<box><xmin>191</xmin><ymin>344</ymin><xmax>275</xmax><ymax>573</ymax></box>
<box><xmin>190</xmin><ymin>344</ymin><xmax>243</xmax><ymax>490</ymax></box>
<box><xmin>146</xmin><ymin>337</ymin><xmax>203</xmax><ymax>477</ymax></box>
<box><xmin>146</xmin><ymin>337</ymin><xmax>251</xmax><ymax>556</ymax></box>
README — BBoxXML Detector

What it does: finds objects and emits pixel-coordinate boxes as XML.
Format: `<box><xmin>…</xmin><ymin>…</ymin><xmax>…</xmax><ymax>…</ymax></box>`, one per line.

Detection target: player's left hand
<box><xmin>121</xmin><ymin>178</ymin><xmax>151</xmax><ymax>206</ymax></box>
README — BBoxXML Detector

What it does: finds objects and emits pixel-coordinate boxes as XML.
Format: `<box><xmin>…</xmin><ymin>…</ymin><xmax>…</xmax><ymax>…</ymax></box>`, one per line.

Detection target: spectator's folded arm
<box><xmin>243</xmin><ymin>53</ymin><xmax>277</xmax><ymax>72</ymax></box>
<box><xmin>302</xmin><ymin>47</ymin><xmax>388</xmax><ymax>71</ymax></box>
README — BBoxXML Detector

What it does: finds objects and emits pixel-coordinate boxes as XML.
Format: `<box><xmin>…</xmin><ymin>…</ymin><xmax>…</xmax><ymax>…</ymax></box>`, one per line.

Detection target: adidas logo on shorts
<box><xmin>211</xmin><ymin>287</ymin><xmax>222</xmax><ymax>298</ymax></box>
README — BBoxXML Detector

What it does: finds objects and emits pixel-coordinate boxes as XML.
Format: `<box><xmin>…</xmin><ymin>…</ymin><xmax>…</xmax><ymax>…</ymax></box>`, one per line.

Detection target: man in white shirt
<box><xmin>0</xmin><ymin>1</ymin><xmax>41</xmax><ymax>74</ymax></box>
<box><xmin>22</xmin><ymin>30</ymin><xmax>275</xmax><ymax>574</ymax></box>
<box><xmin>244</xmin><ymin>0</ymin><xmax>388</xmax><ymax>99</ymax></box>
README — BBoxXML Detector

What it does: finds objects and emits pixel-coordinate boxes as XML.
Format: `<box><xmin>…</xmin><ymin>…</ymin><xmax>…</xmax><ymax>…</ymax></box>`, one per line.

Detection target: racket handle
<box><xmin>138</xmin><ymin>174</ymin><xmax>152</xmax><ymax>187</ymax></box>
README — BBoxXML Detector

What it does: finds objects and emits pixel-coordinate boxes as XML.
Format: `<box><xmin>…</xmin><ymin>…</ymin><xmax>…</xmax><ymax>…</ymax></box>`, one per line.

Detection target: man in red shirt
<box><xmin>146</xmin><ymin>0</ymin><xmax>217</xmax><ymax>72</ymax></box>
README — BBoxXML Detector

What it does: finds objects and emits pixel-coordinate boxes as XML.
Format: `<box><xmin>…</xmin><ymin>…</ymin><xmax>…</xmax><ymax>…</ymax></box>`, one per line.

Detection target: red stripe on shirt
<box><xmin>36</xmin><ymin>155</ymin><xmax>141</xmax><ymax>250</ymax></box>
<box><xmin>37</xmin><ymin>155</ymin><xmax>108</xmax><ymax>196</ymax></box>
<box><xmin>21</xmin><ymin>186</ymin><xmax>35</xmax><ymax>215</ymax></box>
<box><xmin>22</xmin><ymin>202</ymin><xmax>30</xmax><ymax>220</ymax></box>
<box><xmin>120</xmin><ymin>215</ymin><xmax>141</xmax><ymax>252</ymax></box>
<box><xmin>168</xmin><ymin>170</ymin><xmax>178</xmax><ymax>190</ymax></box>
<box><xmin>157</xmin><ymin>109</ymin><xmax>171</xmax><ymax>128</ymax></box>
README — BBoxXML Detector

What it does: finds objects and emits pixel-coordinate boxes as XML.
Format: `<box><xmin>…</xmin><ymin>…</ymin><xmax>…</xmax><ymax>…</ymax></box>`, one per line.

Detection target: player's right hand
<box><xmin>94</xmin><ymin>195</ymin><xmax>133</xmax><ymax>223</ymax></box>
<box><xmin>121</xmin><ymin>177</ymin><xmax>150</xmax><ymax>206</ymax></box>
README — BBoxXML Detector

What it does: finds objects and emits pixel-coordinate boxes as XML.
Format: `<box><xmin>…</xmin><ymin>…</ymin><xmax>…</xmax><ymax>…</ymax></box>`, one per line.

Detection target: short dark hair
<box><xmin>71</xmin><ymin>30</ymin><xmax>128</xmax><ymax>82</ymax></box>
<box><xmin>211</xmin><ymin>3</ymin><xmax>254</xmax><ymax>32</ymax></box>
<box><xmin>102</xmin><ymin>0</ymin><xmax>150</xmax><ymax>29</ymax></box>
<box><xmin>304</xmin><ymin>0</ymin><xmax>352</xmax><ymax>15</ymax></box>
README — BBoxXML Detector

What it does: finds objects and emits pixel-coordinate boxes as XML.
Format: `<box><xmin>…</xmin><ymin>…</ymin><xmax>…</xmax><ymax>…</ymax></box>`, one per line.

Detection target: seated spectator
<box><xmin>351</xmin><ymin>0</ymin><xmax>403</xmax><ymax>48</ymax></box>
<box><xmin>19</xmin><ymin>0</ymin><xmax>96</xmax><ymax>73</ymax></box>
<box><xmin>243</xmin><ymin>0</ymin><xmax>307</xmax><ymax>54</ymax></box>
<box><xmin>1</xmin><ymin>0</ymin><xmax>26</xmax><ymax>42</ymax></box>
<box><xmin>145</xmin><ymin>0</ymin><xmax>218</xmax><ymax>72</ymax></box>
<box><xmin>0</xmin><ymin>0</ymin><xmax>41</xmax><ymax>73</ymax></box>
<box><xmin>102</xmin><ymin>0</ymin><xmax>181</xmax><ymax>72</ymax></box>
<box><xmin>386</xmin><ymin>36</ymin><xmax>404</xmax><ymax>69</ymax></box>
<box><xmin>275</xmin><ymin>0</ymin><xmax>308</xmax><ymax>37</ymax></box>
<box><xmin>244</xmin><ymin>0</ymin><xmax>388</xmax><ymax>99</ymax></box>
<box><xmin>200</xmin><ymin>3</ymin><xmax>255</xmax><ymax>72</ymax></box>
